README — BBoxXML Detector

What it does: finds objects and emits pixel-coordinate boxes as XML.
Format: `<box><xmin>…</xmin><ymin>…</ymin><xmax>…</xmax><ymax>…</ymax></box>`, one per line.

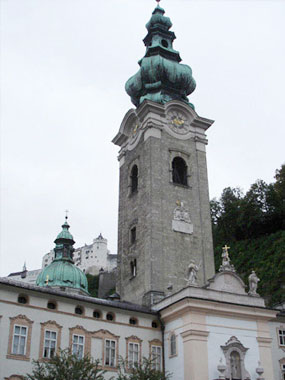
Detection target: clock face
<box><xmin>167</xmin><ymin>111</ymin><xmax>189</xmax><ymax>134</ymax></box>
<box><xmin>129</xmin><ymin>118</ymin><xmax>141</xmax><ymax>144</ymax></box>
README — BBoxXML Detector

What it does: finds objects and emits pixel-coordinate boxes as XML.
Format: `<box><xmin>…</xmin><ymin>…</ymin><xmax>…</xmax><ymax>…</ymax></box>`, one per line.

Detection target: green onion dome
<box><xmin>36</xmin><ymin>218</ymin><xmax>89</xmax><ymax>295</ymax></box>
<box><xmin>125</xmin><ymin>4</ymin><xmax>196</xmax><ymax>109</ymax></box>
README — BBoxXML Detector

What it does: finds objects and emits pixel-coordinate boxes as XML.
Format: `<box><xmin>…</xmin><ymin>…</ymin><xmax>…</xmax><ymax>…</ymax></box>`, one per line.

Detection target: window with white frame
<box><xmin>105</xmin><ymin>339</ymin><xmax>116</xmax><ymax>367</ymax></box>
<box><xmin>279</xmin><ymin>329</ymin><xmax>285</xmax><ymax>346</ymax></box>
<box><xmin>170</xmin><ymin>334</ymin><xmax>177</xmax><ymax>356</ymax></box>
<box><xmin>151</xmin><ymin>345</ymin><xmax>162</xmax><ymax>371</ymax></box>
<box><xmin>12</xmin><ymin>325</ymin><xmax>27</xmax><ymax>355</ymax></box>
<box><xmin>72</xmin><ymin>334</ymin><xmax>84</xmax><ymax>359</ymax></box>
<box><xmin>128</xmin><ymin>342</ymin><xmax>139</xmax><ymax>368</ymax></box>
<box><xmin>43</xmin><ymin>330</ymin><xmax>57</xmax><ymax>358</ymax></box>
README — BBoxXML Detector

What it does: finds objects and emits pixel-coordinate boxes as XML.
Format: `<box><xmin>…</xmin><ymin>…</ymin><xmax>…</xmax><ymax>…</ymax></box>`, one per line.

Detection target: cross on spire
<box><xmin>223</xmin><ymin>244</ymin><xmax>230</xmax><ymax>254</ymax></box>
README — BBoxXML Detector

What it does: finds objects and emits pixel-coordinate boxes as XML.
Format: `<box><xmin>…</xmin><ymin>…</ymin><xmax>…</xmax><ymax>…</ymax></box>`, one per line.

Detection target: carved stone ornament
<box><xmin>172</xmin><ymin>201</ymin><xmax>193</xmax><ymax>234</ymax></box>
<box><xmin>167</xmin><ymin>110</ymin><xmax>190</xmax><ymax>135</ymax></box>
<box><xmin>256</xmin><ymin>361</ymin><xmax>265</xmax><ymax>380</ymax></box>
<box><xmin>221</xmin><ymin>336</ymin><xmax>251</xmax><ymax>380</ymax></box>
<box><xmin>217</xmin><ymin>357</ymin><xmax>227</xmax><ymax>379</ymax></box>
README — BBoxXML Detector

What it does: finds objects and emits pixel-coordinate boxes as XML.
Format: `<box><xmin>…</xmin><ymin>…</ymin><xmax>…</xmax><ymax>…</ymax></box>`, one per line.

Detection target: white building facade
<box><xmin>42</xmin><ymin>233</ymin><xmax>117</xmax><ymax>276</ymax></box>
<box><xmin>0</xmin><ymin>278</ymin><xmax>162</xmax><ymax>380</ymax></box>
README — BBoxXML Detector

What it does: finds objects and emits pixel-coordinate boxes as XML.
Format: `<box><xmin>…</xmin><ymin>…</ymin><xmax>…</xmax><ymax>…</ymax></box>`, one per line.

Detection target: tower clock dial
<box><xmin>167</xmin><ymin>110</ymin><xmax>190</xmax><ymax>135</ymax></box>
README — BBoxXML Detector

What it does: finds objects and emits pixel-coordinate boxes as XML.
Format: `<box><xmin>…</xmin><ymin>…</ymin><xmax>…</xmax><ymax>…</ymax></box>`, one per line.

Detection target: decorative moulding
<box><xmin>172</xmin><ymin>201</ymin><xmax>193</xmax><ymax>235</ymax></box>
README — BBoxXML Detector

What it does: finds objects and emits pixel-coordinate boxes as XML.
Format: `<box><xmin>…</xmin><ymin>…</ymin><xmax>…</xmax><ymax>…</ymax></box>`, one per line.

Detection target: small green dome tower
<box><xmin>125</xmin><ymin>1</ymin><xmax>196</xmax><ymax>108</ymax></box>
<box><xmin>36</xmin><ymin>217</ymin><xmax>89</xmax><ymax>295</ymax></box>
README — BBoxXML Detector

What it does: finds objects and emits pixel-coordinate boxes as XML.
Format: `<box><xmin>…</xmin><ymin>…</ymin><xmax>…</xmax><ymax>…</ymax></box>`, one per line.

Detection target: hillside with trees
<box><xmin>210</xmin><ymin>165</ymin><xmax>285</xmax><ymax>307</ymax></box>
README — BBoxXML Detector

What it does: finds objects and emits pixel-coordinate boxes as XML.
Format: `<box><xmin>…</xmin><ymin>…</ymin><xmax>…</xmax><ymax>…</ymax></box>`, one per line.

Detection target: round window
<box><xmin>18</xmin><ymin>295</ymin><xmax>28</xmax><ymax>304</ymax></box>
<box><xmin>106</xmin><ymin>312</ymin><xmax>114</xmax><ymax>321</ymax></box>
<box><xmin>93</xmin><ymin>310</ymin><xmax>101</xmax><ymax>319</ymax></box>
<box><xmin>75</xmin><ymin>306</ymin><xmax>83</xmax><ymax>315</ymax></box>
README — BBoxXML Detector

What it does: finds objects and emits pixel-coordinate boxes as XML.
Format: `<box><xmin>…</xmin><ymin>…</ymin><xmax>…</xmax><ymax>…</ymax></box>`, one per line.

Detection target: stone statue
<box><xmin>219</xmin><ymin>245</ymin><xmax>235</xmax><ymax>272</ymax></box>
<box><xmin>187</xmin><ymin>260</ymin><xmax>200</xmax><ymax>286</ymax></box>
<box><xmin>248</xmin><ymin>271</ymin><xmax>260</xmax><ymax>296</ymax></box>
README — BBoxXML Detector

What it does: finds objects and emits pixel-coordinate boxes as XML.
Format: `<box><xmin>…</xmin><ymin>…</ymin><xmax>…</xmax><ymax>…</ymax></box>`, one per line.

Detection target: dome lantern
<box><xmin>36</xmin><ymin>216</ymin><xmax>89</xmax><ymax>295</ymax></box>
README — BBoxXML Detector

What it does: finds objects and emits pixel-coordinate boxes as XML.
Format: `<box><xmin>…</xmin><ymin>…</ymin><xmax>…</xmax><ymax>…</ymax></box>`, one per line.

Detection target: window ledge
<box><xmin>6</xmin><ymin>354</ymin><xmax>30</xmax><ymax>361</ymax></box>
<box><xmin>103</xmin><ymin>366</ymin><xmax>118</xmax><ymax>372</ymax></box>
<box><xmin>171</xmin><ymin>182</ymin><xmax>191</xmax><ymax>189</ymax></box>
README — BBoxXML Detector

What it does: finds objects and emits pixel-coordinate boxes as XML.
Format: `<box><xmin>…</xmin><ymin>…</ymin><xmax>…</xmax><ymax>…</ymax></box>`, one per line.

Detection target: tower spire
<box><xmin>125</xmin><ymin>3</ymin><xmax>196</xmax><ymax>108</ymax></box>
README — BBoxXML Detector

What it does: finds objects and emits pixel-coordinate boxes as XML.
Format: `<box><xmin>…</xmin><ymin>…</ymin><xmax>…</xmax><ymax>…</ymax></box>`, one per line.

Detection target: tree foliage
<box><xmin>211</xmin><ymin>165</ymin><xmax>285</xmax><ymax>306</ymax></box>
<box><xmin>24</xmin><ymin>349</ymin><xmax>106</xmax><ymax>380</ymax></box>
<box><xmin>86</xmin><ymin>274</ymin><xmax>99</xmax><ymax>297</ymax></box>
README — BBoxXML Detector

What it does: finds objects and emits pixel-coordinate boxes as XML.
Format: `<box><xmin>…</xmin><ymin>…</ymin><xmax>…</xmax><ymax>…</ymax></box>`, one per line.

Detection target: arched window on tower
<box><xmin>130</xmin><ymin>259</ymin><xmax>137</xmax><ymax>278</ymax></box>
<box><xmin>172</xmin><ymin>157</ymin><xmax>187</xmax><ymax>186</ymax></box>
<box><xmin>130</xmin><ymin>165</ymin><xmax>138</xmax><ymax>194</ymax></box>
<box><xmin>230</xmin><ymin>351</ymin><xmax>242</xmax><ymax>380</ymax></box>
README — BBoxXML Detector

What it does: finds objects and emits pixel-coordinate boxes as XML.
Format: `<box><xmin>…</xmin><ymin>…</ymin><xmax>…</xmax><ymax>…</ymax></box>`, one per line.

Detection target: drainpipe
<box><xmin>158</xmin><ymin>312</ymin><xmax>166</xmax><ymax>376</ymax></box>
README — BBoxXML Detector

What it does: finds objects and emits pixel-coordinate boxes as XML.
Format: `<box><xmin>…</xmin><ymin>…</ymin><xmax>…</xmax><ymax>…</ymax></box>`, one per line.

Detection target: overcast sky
<box><xmin>1</xmin><ymin>0</ymin><xmax>284</xmax><ymax>277</ymax></box>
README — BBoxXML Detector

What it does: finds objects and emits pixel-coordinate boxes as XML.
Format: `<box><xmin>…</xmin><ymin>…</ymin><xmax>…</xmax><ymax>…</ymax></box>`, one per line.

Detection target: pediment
<box><xmin>206</xmin><ymin>271</ymin><xmax>246</xmax><ymax>295</ymax></box>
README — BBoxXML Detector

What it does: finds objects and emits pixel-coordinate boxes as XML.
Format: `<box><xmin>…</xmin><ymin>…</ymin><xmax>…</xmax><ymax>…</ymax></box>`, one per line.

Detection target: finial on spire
<box><xmin>65</xmin><ymin>209</ymin><xmax>69</xmax><ymax>220</ymax></box>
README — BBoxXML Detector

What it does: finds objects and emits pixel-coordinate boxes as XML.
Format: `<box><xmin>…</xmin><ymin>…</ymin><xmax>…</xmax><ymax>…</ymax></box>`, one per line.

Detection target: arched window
<box><xmin>172</xmin><ymin>157</ymin><xmax>187</xmax><ymax>186</ymax></box>
<box><xmin>230</xmin><ymin>351</ymin><xmax>242</xmax><ymax>380</ymax></box>
<box><xmin>130</xmin><ymin>227</ymin><xmax>136</xmax><ymax>245</ymax></box>
<box><xmin>130</xmin><ymin>165</ymin><xmax>138</xmax><ymax>194</ymax></box>
<box><xmin>170</xmin><ymin>334</ymin><xmax>176</xmax><ymax>356</ymax></box>
<box><xmin>130</xmin><ymin>259</ymin><xmax>137</xmax><ymax>277</ymax></box>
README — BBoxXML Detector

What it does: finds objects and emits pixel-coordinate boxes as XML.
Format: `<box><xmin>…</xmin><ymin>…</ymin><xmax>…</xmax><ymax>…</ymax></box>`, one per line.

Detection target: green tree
<box><xmin>114</xmin><ymin>357</ymin><xmax>171</xmax><ymax>380</ymax></box>
<box><xmin>24</xmin><ymin>349</ymin><xmax>106</xmax><ymax>380</ymax></box>
<box><xmin>86</xmin><ymin>274</ymin><xmax>99</xmax><ymax>297</ymax></box>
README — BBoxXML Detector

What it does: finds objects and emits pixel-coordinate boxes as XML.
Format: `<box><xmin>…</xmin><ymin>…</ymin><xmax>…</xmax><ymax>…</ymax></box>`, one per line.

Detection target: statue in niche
<box><xmin>248</xmin><ymin>270</ymin><xmax>260</xmax><ymax>296</ymax></box>
<box><xmin>230</xmin><ymin>351</ymin><xmax>242</xmax><ymax>379</ymax></box>
<box><xmin>221</xmin><ymin>336</ymin><xmax>250</xmax><ymax>380</ymax></box>
<box><xmin>186</xmin><ymin>260</ymin><xmax>201</xmax><ymax>286</ymax></box>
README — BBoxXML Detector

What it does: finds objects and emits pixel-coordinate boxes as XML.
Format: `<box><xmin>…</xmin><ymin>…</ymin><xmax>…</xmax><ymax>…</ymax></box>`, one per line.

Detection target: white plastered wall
<box><xmin>207</xmin><ymin>314</ymin><xmax>259</xmax><ymax>380</ymax></box>
<box><xmin>164</xmin><ymin>318</ymin><xmax>184</xmax><ymax>380</ymax></box>
<box><xmin>0</xmin><ymin>286</ymin><xmax>161</xmax><ymax>380</ymax></box>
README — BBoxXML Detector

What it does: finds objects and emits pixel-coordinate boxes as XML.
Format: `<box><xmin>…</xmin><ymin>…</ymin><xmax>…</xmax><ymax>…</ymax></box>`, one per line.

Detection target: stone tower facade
<box><xmin>113</xmin><ymin>4</ymin><xmax>215</xmax><ymax>306</ymax></box>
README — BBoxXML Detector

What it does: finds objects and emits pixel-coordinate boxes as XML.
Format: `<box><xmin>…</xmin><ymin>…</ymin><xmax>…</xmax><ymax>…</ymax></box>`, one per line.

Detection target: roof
<box><xmin>0</xmin><ymin>277</ymin><xmax>156</xmax><ymax>315</ymax></box>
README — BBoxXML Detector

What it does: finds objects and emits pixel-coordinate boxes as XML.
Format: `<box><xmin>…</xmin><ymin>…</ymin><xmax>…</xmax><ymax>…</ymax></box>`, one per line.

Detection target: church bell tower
<box><xmin>113</xmin><ymin>3</ymin><xmax>215</xmax><ymax>305</ymax></box>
